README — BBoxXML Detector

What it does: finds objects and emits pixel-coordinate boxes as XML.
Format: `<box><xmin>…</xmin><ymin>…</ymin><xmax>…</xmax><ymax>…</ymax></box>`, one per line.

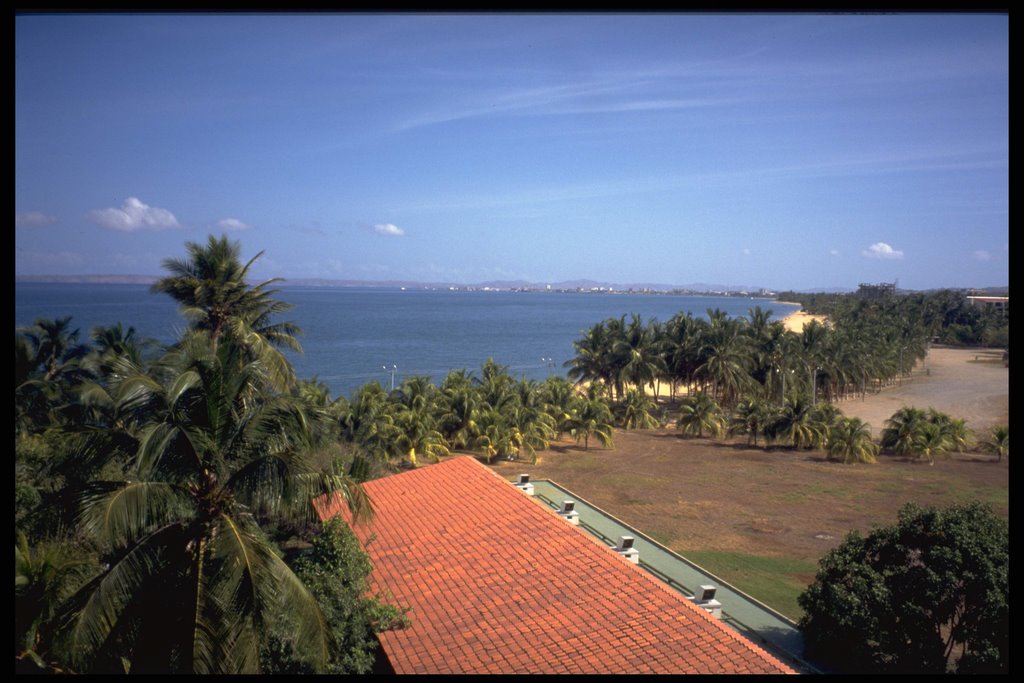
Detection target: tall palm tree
<box><xmin>17</xmin><ymin>316</ymin><xmax>91</xmax><ymax>383</ymax></box>
<box><xmin>565</xmin><ymin>321</ymin><xmax>615</xmax><ymax>396</ymax></box>
<box><xmin>57</xmin><ymin>334</ymin><xmax>368</xmax><ymax>673</ymax></box>
<box><xmin>613</xmin><ymin>314</ymin><xmax>667</xmax><ymax>399</ymax></box>
<box><xmin>437</xmin><ymin>371</ymin><xmax>481</xmax><ymax>451</ymax></box>
<box><xmin>695</xmin><ymin>316</ymin><xmax>753</xmax><ymax>408</ymax></box>
<box><xmin>151</xmin><ymin>234</ymin><xmax>302</xmax><ymax>391</ymax></box>
<box><xmin>16</xmin><ymin>317</ymin><xmax>94</xmax><ymax>434</ymax></box>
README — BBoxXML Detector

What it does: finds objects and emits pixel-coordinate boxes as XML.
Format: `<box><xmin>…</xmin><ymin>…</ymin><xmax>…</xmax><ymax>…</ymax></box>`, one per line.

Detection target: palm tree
<box><xmin>15</xmin><ymin>533</ymin><xmax>92</xmax><ymax>670</ymax></box>
<box><xmin>662</xmin><ymin>312</ymin><xmax>702</xmax><ymax>400</ymax></box>
<box><xmin>928</xmin><ymin>410</ymin><xmax>975</xmax><ymax>453</ymax></box>
<box><xmin>567</xmin><ymin>396</ymin><xmax>614</xmax><ymax>451</ymax></box>
<box><xmin>338</xmin><ymin>383</ymin><xmax>404</xmax><ymax>465</ymax></box>
<box><xmin>827</xmin><ymin>417</ymin><xmax>879</xmax><ymax>464</ymax></box>
<box><xmin>695</xmin><ymin>315</ymin><xmax>753</xmax><ymax>408</ymax></box>
<box><xmin>16</xmin><ymin>317</ymin><xmax>94</xmax><ymax>434</ymax></box>
<box><xmin>615</xmin><ymin>389</ymin><xmax>662</xmax><ymax>430</ymax></box>
<box><xmin>437</xmin><ymin>371</ymin><xmax>481</xmax><ymax>451</ymax></box>
<box><xmin>729</xmin><ymin>396</ymin><xmax>773</xmax><ymax>447</ymax></box>
<box><xmin>981</xmin><ymin>425</ymin><xmax>1009</xmax><ymax>462</ymax></box>
<box><xmin>914</xmin><ymin>421</ymin><xmax>950</xmax><ymax>465</ymax></box>
<box><xmin>539</xmin><ymin>376</ymin><xmax>577</xmax><ymax>440</ymax></box>
<box><xmin>565</xmin><ymin>321</ymin><xmax>616</xmax><ymax>396</ymax></box>
<box><xmin>473</xmin><ymin>407</ymin><xmax>517</xmax><ymax>463</ymax></box>
<box><xmin>57</xmin><ymin>334</ymin><xmax>368</xmax><ymax>673</ymax></box>
<box><xmin>676</xmin><ymin>391</ymin><xmax>725</xmax><ymax>439</ymax></box>
<box><xmin>767</xmin><ymin>395</ymin><xmax>825</xmax><ymax>450</ymax></box>
<box><xmin>17</xmin><ymin>316</ymin><xmax>91</xmax><ymax>383</ymax></box>
<box><xmin>151</xmin><ymin>234</ymin><xmax>302</xmax><ymax>390</ymax></box>
<box><xmin>880</xmin><ymin>407</ymin><xmax>929</xmax><ymax>458</ymax></box>
<box><xmin>613</xmin><ymin>314</ymin><xmax>666</xmax><ymax>399</ymax></box>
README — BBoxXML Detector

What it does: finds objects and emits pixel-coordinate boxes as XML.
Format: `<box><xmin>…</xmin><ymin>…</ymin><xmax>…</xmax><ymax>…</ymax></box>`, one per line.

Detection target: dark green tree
<box><xmin>261</xmin><ymin>518</ymin><xmax>408</xmax><ymax>674</ymax></box>
<box><xmin>798</xmin><ymin>502</ymin><xmax>1008</xmax><ymax>674</ymax></box>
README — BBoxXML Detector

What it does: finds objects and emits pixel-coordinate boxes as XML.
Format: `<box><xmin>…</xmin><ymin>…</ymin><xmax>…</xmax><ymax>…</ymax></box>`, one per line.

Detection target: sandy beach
<box><xmin>778</xmin><ymin>309</ymin><xmax>828</xmax><ymax>334</ymax></box>
<box><xmin>835</xmin><ymin>345</ymin><xmax>1008</xmax><ymax>436</ymax></box>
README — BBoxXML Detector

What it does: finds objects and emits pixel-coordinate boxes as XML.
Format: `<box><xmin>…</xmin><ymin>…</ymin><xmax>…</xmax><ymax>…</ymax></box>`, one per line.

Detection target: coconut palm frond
<box><xmin>208</xmin><ymin>513</ymin><xmax>329</xmax><ymax>673</ymax></box>
<box><xmin>79</xmin><ymin>480</ymin><xmax>192</xmax><ymax>549</ymax></box>
<box><xmin>62</xmin><ymin>522</ymin><xmax>192</xmax><ymax>671</ymax></box>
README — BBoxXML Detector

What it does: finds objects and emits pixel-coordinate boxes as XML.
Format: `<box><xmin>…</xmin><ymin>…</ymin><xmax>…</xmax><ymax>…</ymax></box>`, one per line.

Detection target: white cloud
<box><xmin>89</xmin><ymin>197</ymin><xmax>180</xmax><ymax>232</ymax></box>
<box><xmin>973</xmin><ymin>250</ymin><xmax>992</xmax><ymax>261</ymax></box>
<box><xmin>742</xmin><ymin>248</ymin><xmax>751</xmax><ymax>255</ymax></box>
<box><xmin>373</xmin><ymin>223</ymin><xmax>405</xmax><ymax>236</ymax></box>
<box><xmin>829</xmin><ymin>249</ymin><xmax>840</xmax><ymax>256</ymax></box>
<box><xmin>216</xmin><ymin>218</ymin><xmax>250</xmax><ymax>231</ymax></box>
<box><xmin>15</xmin><ymin>211</ymin><xmax>58</xmax><ymax>227</ymax></box>
<box><xmin>861</xmin><ymin>242</ymin><xmax>904</xmax><ymax>260</ymax></box>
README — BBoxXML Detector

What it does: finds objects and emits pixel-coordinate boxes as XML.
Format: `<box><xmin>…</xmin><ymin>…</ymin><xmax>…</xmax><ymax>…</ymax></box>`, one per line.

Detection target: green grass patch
<box><xmin>684</xmin><ymin>550</ymin><xmax>818</xmax><ymax>622</ymax></box>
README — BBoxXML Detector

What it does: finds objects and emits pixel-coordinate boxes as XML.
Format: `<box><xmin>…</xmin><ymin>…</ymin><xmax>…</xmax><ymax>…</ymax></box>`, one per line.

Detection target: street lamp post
<box><xmin>542</xmin><ymin>357</ymin><xmax>554</xmax><ymax>375</ymax></box>
<box><xmin>383</xmin><ymin>364</ymin><xmax>397</xmax><ymax>392</ymax></box>
<box><xmin>775</xmin><ymin>367</ymin><xmax>794</xmax><ymax>407</ymax></box>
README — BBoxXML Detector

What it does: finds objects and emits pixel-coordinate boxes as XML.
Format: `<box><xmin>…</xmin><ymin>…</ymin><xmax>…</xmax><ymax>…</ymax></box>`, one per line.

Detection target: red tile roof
<box><xmin>315</xmin><ymin>456</ymin><xmax>796</xmax><ymax>675</ymax></box>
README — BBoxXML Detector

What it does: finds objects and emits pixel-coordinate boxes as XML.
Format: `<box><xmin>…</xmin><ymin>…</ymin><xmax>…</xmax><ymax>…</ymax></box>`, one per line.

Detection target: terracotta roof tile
<box><xmin>315</xmin><ymin>456</ymin><xmax>796</xmax><ymax>675</ymax></box>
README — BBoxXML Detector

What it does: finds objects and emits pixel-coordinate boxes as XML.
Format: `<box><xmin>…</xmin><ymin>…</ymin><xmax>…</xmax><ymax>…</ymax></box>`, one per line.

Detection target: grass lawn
<box><xmin>484</xmin><ymin>428</ymin><xmax>1008</xmax><ymax>622</ymax></box>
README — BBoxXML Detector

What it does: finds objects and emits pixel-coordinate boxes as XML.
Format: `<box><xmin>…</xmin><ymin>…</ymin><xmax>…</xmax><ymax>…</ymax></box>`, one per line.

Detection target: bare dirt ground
<box><xmin>832</xmin><ymin>345</ymin><xmax>1008</xmax><ymax>436</ymax></box>
<box><xmin>481</xmin><ymin>346</ymin><xmax>1009</xmax><ymax>617</ymax></box>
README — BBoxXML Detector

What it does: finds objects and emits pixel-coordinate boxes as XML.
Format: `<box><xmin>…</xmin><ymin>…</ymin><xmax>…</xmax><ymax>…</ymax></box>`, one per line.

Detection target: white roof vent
<box><xmin>513</xmin><ymin>473</ymin><xmax>534</xmax><ymax>496</ymax></box>
<box><xmin>558</xmin><ymin>500</ymin><xmax>579</xmax><ymax>525</ymax></box>
<box><xmin>610</xmin><ymin>535</ymin><xmax>639</xmax><ymax>563</ymax></box>
<box><xmin>688</xmin><ymin>584</ymin><xmax>723</xmax><ymax>619</ymax></box>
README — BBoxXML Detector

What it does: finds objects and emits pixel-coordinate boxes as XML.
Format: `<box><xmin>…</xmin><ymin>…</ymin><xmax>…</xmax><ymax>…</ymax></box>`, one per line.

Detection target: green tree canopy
<box><xmin>798</xmin><ymin>502</ymin><xmax>1008</xmax><ymax>674</ymax></box>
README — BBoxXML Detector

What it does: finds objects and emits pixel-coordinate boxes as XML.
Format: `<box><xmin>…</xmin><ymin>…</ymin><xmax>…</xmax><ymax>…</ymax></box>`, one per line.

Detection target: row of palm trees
<box><xmin>334</xmin><ymin>362</ymin><xmax>616</xmax><ymax>467</ymax></box>
<box><xmin>565</xmin><ymin>303</ymin><xmax>935</xmax><ymax>411</ymax></box>
<box><xmin>674</xmin><ymin>390</ymin><xmax>1006</xmax><ymax>465</ymax></box>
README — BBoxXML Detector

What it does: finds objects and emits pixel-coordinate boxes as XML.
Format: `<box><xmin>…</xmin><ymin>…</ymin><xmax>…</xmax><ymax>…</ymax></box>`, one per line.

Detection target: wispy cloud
<box><xmin>395</xmin><ymin>73</ymin><xmax>738</xmax><ymax>132</ymax></box>
<box><xmin>15</xmin><ymin>211</ymin><xmax>58</xmax><ymax>227</ymax></box>
<box><xmin>829</xmin><ymin>249</ymin><xmax>841</xmax><ymax>256</ymax></box>
<box><xmin>89</xmin><ymin>197</ymin><xmax>180</xmax><ymax>232</ymax></box>
<box><xmin>862</xmin><ymin>242</ymin><xmax>904</xmax><ymax>260</ymax></box>
<box><xmin>374</xmin><ymin>223</ymin><xmax>405</xmax><ymax>236</ymax></box>
<box><xmin>216</xmin><ymin>218</ymin><xmax>250</xmax><ymax>231</ymax></box>
<box><xmin>973</xmin><ymin>250</ymin><xmax>992</xmax><ymax>261</ymax></box>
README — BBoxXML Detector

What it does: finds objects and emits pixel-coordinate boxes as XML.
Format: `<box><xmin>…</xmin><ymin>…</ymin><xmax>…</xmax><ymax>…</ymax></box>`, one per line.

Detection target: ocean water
<box><xmin>15</xmin><ymin>283</ymin><xmax>799</xmax><ymax>400</ymax></box>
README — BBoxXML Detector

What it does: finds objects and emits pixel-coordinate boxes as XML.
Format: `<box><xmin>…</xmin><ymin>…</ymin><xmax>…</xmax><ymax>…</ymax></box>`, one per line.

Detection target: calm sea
<box><xmin>15</xmin><ymin>283</ymin><xmax>798</xmax><ymax>400</ymax></box>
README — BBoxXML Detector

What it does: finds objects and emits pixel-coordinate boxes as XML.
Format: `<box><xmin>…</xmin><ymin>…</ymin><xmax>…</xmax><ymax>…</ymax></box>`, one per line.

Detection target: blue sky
<box><xmin>15</xmin><ymin>13</ymin><xmax>1008</xmax><ymax>291</ymax></box>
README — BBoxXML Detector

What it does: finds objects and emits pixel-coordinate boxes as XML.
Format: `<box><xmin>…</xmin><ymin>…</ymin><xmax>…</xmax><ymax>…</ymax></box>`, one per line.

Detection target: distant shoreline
<box><xmin>15</xmin><ymin>276</ymin><xmax>789</xmax><ymax>298</ymax></box>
